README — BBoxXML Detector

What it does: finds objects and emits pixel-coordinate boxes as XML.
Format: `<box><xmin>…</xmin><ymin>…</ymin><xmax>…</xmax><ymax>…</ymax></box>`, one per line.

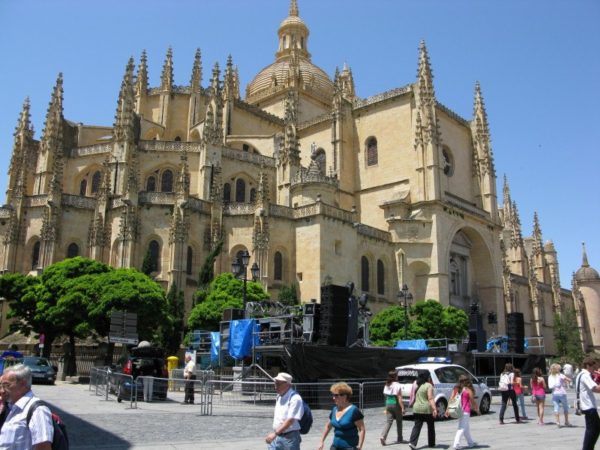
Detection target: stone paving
<box><xmin>32</xmin><ymin>382</ymin><xmax>593</xmax><ymax>449</ymax></box>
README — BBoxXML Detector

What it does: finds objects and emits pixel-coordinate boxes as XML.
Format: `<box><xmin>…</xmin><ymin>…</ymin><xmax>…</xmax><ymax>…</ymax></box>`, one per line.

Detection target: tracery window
<box><xmin>223</xmin><ymin>183</ymin><xmax>231</xmax><ymax>203</ymax></box>
<box><xmin>161</xmin><ymin>170</ymin><xmax>173</xmax><ymax>192</ymax></box>
<box><xmin>274</xmin><ymin>251</ymin><xmax>283</xmax><ymax>281</ymax></box>
<box><xmin>366</xmin><ymin>137</ymin><xmax>378</xmax><ymax>166</ymax></box>
<box><xmin>146</xmin><ymin>176</ymin><xmax>157</xmax><ymax>192</ymax></box>
<box><xmin>31</xmin><ymin>241</ymin><xmax>40</xmax><ymax>270</ymax></box>
<box><xmin>361</xmin><ymin>256</ymin><xmax>370</xmax><ymax>292</ymax></box>
<box><xmin>377</xmin><ymin>259</ymin><xmax>385</xmax><ymax>295</ymax></box>
<box><xmin>79</xmin><ymin>179</ymin><xmax>87</xmax><ymax>196</ymax></box>
<box><xmin>148</xmin><ymin>240</ymin><xmax>160</xmax><ymax>272</ymax></box>
<box><xmin>315</xmin><ymin>149</ymin><xmax>326</xmax><ymax>175</ymax></box>
<box><xmin>91</xmin><ymin>171</ymin><xmax>101</xmax><ymax>194</ymax></box>
<box><xmin>186</xmin><ymin>246</ymin><xmax>193</xmax><ymax>275</ymax></box>
<box><xmin>67</xmin><ymin>243</ymin><xmax>79</xmax><ymax>258</ymax></box>
<box><xmin>235</xmin><ymin>179</ymin><xmax>246</xmax><ymax>203</ymax></box>
<box><xmin>442</xmin><ymin>146</ymin><xmax>454</xmax><ymax>176</ymax></box>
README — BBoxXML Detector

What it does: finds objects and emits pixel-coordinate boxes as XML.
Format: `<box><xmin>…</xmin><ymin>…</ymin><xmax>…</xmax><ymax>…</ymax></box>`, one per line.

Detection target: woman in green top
<box><xmin>408</xmin><ymin>371</ymin><xmax>438</xmax><ymax>450</ymax></box>
<box><xmin>380</xmin><ymin>370</ymin><xmax>404</xmax><ymax>445</ymax></box>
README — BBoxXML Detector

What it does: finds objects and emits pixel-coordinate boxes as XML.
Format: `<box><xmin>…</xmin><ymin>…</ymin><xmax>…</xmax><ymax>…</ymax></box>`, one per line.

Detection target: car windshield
<box><xmin>24</xmin><ymin>357</ymin><xmax>50</xmax><ymax>367</ymax></box>
<box><xmin>397</xmin><ymin>368</ymin><xmax>429</xmax><ymax>384</ymax></box>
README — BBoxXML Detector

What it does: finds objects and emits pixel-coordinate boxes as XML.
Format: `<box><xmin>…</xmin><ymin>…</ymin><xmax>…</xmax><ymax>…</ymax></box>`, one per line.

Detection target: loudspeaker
<box><xmin>302</xmin><ymin>303</ymin><xmax>320</xmax><ymax>342</ymax></box>
<box><xmin>223</xmin><ymin>308</ymin><xmax>245</xmax><ymax>322</ymax></box>
<box><xmin>318</xmin><ymin>284</ymin><xmax>349</xmax><ymax>346</ymax></box>
<box><xmin>346</xmin><ymin>295</ymin><xmax>359</xmax><ymax>347</ymax></box>
<box><xmin>468</xmin><ymin>311</ymin><xmax>486</xmax><ymax>352</ymax></box>
<box><xmin>507</xmin><ymin>312</ymin><xmax>525</xmax><ymax>353</ymax></box>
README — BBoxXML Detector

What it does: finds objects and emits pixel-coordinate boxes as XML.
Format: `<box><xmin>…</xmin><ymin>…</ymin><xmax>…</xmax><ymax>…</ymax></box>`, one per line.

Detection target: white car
<box><xmin>395</xmin><ymin>361</ymin><xmax>492</xmax><ymax>417</ymax></box>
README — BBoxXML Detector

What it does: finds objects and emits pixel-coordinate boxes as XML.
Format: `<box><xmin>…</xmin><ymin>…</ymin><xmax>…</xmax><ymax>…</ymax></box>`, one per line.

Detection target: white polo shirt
<box><xmin>272</xmin><ymin>388</ymin><xmax>303</xmax><ymax>433</ymax></box>
<box><xmin>577</xmin><ymin>369</ymin><xmax>598</xmax><ymax>411</ymax></box>
<box><xmin>0</xmin><ymin>391</ymin><xmax>54</xmax><ymax>450</ymax></box>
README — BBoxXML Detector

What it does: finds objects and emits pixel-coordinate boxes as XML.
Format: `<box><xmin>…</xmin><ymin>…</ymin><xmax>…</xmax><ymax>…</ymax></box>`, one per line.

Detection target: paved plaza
<box><xmin>32</xmin><ymin>382</ymin><xmax>592</xmax><ymax>449</ymax></box>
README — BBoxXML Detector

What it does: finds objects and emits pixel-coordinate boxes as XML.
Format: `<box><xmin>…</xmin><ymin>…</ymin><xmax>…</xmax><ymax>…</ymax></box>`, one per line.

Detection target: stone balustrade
<box><xmin>223</xmin><ymin>203</ymin><xmax>255</xmax><ymax>215</ymax></box>
<box><xmin>138</xmin><ymin>140</ymin><xmax>202</xmax><ymax>153</ymax></box>
<box><xmin>139</xmin><ymin>191</ymin><xmax>176</xmax><ymax>205</ymax></box>
<box><xmin>62</xmin><ymin>194</ymin><xmax>97</xmax><ymax>210</ymax></box>
<box><xmin>70</xmin><ymin>142</ymin><xmax>113</xmax><ymax>157</ymax></box>
<box><xmin>221</xmin><ymin>147</ymin><xmax>276</xmax><ymax>167</ymax></box>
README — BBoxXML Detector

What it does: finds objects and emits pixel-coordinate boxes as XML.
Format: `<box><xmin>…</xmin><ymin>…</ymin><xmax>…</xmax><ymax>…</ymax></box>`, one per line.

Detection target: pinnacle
<box><xmin>289</xmin><ymin>0</ymin><xmax>299</xmax><ymax>16</ymax></box>
<box><xmin>582</xmin><ymin>242</ymin><xmax>589</xmax><ymax>267</ymax></box>
<box><xmin>190</xmin><ymin>48</ymin><xmax>202</xmax><ymax>89</ymax></box>
<box><xmin>161</xmin><ymin>46</ymin><xmax>174</xmax><ymax>90</ymax></box>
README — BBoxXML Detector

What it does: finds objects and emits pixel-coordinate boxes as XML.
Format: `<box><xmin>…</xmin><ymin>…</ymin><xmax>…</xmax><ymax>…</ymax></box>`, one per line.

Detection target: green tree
<box><xmin>0</xmin><ymin>272</ymin><xmax>41</xmax><ymax>341</ymax></box>
<box><xmin>278</xmin><ymin>283</ymin><xmax>299</xmax><ymax>306</ymax></box>
<box><xmin>198</xmin><ymin>240</ymin><xmax>223</xmax><ymax>288</ymax></box>
<box><xmin>187</xmin><ymin>273</ymin><xmax>269</xmax><ymax>331</ymax></box>
<box><xmin>554</xmin><ymin>308</ymin><xmax>584</xmax><ymax>364</ymax></box>
<box><xmin>162</xmin><ymin>283</ymin><xmax>185</xmax><ymax>355</ymax></box>
<box><xmin>370</xmin><ymin>299</ymin><xmax>469</xmax><ymax>347</ymax></box>
<box><xmin>141</xmin><ymin>248</ymin><xmax>154</xmax><ymax>276</ymax></box>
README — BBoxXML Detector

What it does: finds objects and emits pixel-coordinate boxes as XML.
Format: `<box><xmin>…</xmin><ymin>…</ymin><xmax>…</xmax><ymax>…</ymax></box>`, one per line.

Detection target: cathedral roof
<box><xmin>575</xmin><ymin>242</ymin><xmax>600</xmax><ymax>281</ymax></box>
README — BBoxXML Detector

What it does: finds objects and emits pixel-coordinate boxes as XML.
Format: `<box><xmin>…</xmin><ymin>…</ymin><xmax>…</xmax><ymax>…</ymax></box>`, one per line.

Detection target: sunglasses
<box><xmin>331</xmin><ymin>393</ymin><xmax>346</xmax><ymax>398</ymax></box>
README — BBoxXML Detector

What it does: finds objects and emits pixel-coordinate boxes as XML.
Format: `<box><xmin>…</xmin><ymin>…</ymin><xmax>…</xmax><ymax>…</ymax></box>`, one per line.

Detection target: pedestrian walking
<box><xmin>182</xmin><ymin>354</ymin><xmax>196</xmax><ymax>405</ymax></box>
<box><xmin>318</xmin><ymin>382</ymin><xmax>365</xmax><ymax>450</ymax></box>
<box><xmin>530</xmin><ymin>367</ymin><xmax>547</xmax><ymax>425</ymax></box>
<box><xmin>0</xmin><ymin>363</ymin><xmax>54</xmax><ymax>449</ymax></box>
<box><xmin>576</xmin><ymin>356</ymin><xmax>600</xmax><ymax>450</ymax></box>
<box><xmin>380</xmin><ymin>370</ymin><xmax>404</xmax><ymax>446</ymax></box>
<box><xmin>548</xmin><ymin>363</ymin><xmax>572</xmax><ymax>427</ymax></box>
<box><xmin>513</xmin><ymin>368</ymin><xmax>528</xmax><ymax>420</ymax></box>
<box><xmin>447</xmin><ymin>374</ymin><xmax>479</xmax><ymax>450</ymax></box>
<box><xmin>265</xmin><ymin>372</ymin><xmax>303</xmax><ymax>450</ymax></box>
<box><xmin>408</xmin><ymin>371</ymin><xmax>437</xmax><ymax>450</ymax></box>
<box><xmin>498</xmin><ymin>363</ymin><xmax>520</xmax><ymax>424</ymax></box>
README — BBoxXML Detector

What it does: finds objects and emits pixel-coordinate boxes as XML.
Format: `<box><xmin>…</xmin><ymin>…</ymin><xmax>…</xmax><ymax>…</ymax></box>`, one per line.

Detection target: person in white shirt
<box><xmin>577</xmin><ymin>357</ymin><xmax>600</xmax><ymax>450</ymax></box>
<box><xmin>183</xmin><ymin>354</ymin><xmax>196</xmax><ymax>405</ymax></box>
<box><xmin>0</xmin><ymin>364</ymin><xmax>53</xmax><ymax>450</ymax></box>
<box><xmin>265</xmin><ymin>372</ymin><xmax>303</xmax><ymax>450</ymax></box>
<box><xmin>548</xmin><ymin>363</ymin><xmax>572</xmax><ymax>427</ymax></box>
<box><xmin>563</xmin><ymin>362</ymin><xmax>574</xmax><ymax>388</ymax></box>
<box><xmin>380</xmin><ymin>370</ymin><xmax>404</xmax><ymax>445</ymax></box>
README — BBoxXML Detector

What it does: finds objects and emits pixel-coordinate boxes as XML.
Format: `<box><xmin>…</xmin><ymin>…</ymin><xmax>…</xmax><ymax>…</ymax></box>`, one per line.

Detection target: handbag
<box><xmin>447</xmin><ymin>389</ymin><xmax>464</xmax><ymax>419</ymax></box>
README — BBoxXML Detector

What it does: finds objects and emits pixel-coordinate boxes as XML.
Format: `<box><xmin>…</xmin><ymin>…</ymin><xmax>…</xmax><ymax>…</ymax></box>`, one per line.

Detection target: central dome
<box><xmin>245</xmin><ymin>0</ymin><xmax>333</xmax><ymax>105</ymax></box>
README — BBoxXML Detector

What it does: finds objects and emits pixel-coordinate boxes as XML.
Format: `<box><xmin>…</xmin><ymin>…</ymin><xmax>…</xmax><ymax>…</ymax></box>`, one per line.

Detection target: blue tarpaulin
<box><xmin>394</xmin><ymin>339</ymin><xmax>428</xmax><ymax>350</ymax></box>
<box><xmin>210</xmin><ymin>331</ymin><xmax>220</xmax><ymax>363</ymax></box>
<box><xmin>229</xmin><ymin>319</ymin><xmax>257</xmax><ymax>359</ymax></box>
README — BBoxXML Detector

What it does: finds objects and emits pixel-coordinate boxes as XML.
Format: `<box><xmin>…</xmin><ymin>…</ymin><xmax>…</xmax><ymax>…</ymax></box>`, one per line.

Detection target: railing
<box><xmin>62</xmin><ymin>194</ymin><xmax>97</xmax><ymax>210</ymax></box>
<box><xmin>355</xmin><ymin>223</ymin><xmax>391</xmax><ymax>242</ymax></box>
<box><xmin>353</xmin><ymin>85</ymin><xmax>412</xmax><ymax>109</ymax></box>
<box><xmin>269</xmin><ymin>204</ymin><xmax>295</xmax><ymax>219</ymax></box>
<box><xmin>138</xmin><ymin>191</ymin><xmax>176</xmax><ymax>205</ymax></box>
<box><xmin>71</xmin><ymin>142</ymin><xmax>113</xmax><ymax>157</ymax></box>
<box><xmin>187</xmin><ymin>196</ymin><xmax>210</xmax><ymax>214</ymax></box>
<box><xmin>89</xmin><ymin>368</ymin><xmax>136</xmax><ymax>409</ymax></box>
<box><xmin>223</xmin><ymin>202</ymin><xmax>255</xmax><ymax>215</ymax></box>
<box><xmin>0</xmin><ymin>208</ymin><xmax>11</xmax><ymax>218</ymax></box>
<box><xmin>25</xmin><ymin>195</ymin><xmax>48</xmax><ymax>207</ymax></box>
<box><xmin>138</xmin><ymin>140</ymin><xmax>202</xmax><ymax>153</ymax></box>
<box><xmin>221</xmin><ymin>147</ymin><xmax>276</xmax><ymax>167</ymax></box>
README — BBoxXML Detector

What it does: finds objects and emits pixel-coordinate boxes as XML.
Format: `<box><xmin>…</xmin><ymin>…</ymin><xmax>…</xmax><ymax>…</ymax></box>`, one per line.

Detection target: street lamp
<box><xmin>397</xmin><ymin>284</ymin><xmax>413</xmax><ymax>340</ymax></box>
<box><xmin>231</xmin><ymin>250</ymin><xmax>260</xmax><ymax>317</ymax></box>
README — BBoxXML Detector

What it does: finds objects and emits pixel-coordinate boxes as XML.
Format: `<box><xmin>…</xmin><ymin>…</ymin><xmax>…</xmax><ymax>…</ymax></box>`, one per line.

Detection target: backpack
<box><xmin>26</xmin><ymin>400</ymin><xmax>69</xmax><ymax>450</ymax></box>
<box><xmin>447</xmin><ymin>389</ymin><xmax>464</xmax><ymax>419</ymax></box>
<box><xmin>498</xmin><ymin>372</ymin><xmax>511</xmax><ymax>391</ymax></box>
<box><xmin>293</xmin><ymin>393</ymin><xmax>313</xmax><ymax>435</ymax></box>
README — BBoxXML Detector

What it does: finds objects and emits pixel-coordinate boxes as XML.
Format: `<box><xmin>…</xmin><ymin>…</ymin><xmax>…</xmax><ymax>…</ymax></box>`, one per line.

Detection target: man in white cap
<box><xmin>265</xmin><ymin>372</ymin><xmax>303</xmax><ymax>450</ymax></box>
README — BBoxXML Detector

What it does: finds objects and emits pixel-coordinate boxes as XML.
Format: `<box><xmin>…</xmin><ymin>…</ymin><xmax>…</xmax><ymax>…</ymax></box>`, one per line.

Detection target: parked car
<box><xmin>396</xmin><ymin>360</ymin><xmax>492</xmax><ymax>418</ymax></box>
<box><xmin>21</xmin><ymin>356</ymin><xmax>57</xmax><ymax>384</ymax></box>
<box><xmin>109</xmin><ymin>345</ymin><xmax>169</xmax><ymax>402</ymax></box>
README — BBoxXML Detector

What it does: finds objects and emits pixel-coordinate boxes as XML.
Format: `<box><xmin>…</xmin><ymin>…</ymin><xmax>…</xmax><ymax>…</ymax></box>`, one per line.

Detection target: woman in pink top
<box><xmin>447</xmin><ymin>374</ymin><xmax>479</xmax><ymax>450</ymax></box>
<box><xmin>530</xmin><ymin>367</ymin><xmax>547</xmax><ymax>425</ymax></box>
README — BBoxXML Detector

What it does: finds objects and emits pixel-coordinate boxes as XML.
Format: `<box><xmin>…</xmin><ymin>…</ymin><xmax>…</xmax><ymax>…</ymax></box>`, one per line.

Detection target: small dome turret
<box><xmin>575</xmin><ymin>242</ymin><xmax>600</xmax><ymax>282</ymax></box>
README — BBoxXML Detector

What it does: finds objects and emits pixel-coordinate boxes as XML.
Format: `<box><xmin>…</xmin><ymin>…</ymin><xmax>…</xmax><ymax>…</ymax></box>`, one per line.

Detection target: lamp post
<box><xmin>231</xmin><ymin>250</ymin><xmax>260</xmax><ymax>317</ymax></box>
<box><xmin>397</xmin><ymin>284</ymin><xmax>413</xmax><ymax>340</ymax></box>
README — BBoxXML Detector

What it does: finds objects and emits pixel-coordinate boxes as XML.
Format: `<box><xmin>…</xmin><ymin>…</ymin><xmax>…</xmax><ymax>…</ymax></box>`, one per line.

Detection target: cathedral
<box><xmin>0</xmin><ymin>0</ymin><xmax>598</xmax><ymax>355</ymax></box>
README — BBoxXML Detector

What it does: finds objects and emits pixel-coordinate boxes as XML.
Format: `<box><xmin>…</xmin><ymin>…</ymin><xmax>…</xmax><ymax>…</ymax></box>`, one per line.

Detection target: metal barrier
<box><xmin>360</xmin><ymin>381</ymin><xmax>387</xmax><ymax>409</ymax></box>
<box><xmin>88</xmin><ymin>367</ymin><xmax>136</xmax><ymax>409</ymax></box>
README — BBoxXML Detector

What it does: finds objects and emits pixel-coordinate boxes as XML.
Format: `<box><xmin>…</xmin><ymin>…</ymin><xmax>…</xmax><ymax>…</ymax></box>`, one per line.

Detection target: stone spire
<box><xmin>283</xmin><ymin>90</ymin><xmax>300</xmax><ymax>165</ymax></box>
<box><xmin>582</xmin><ymin>242</ymin><xmax>590</xmax><ymax>267</ymax></box>
<box><xmin>510</xmin><ymin>200</ymin><xmax>523</xmax><ymax>249</ymax></box>
<box><xmin>338</xmin><ymin>62</ymin><xmax>355</xmax><ymax>100</ymax></box>
<box><xmin>209</xmin><ymin>61</ymin><xmax>221</xmax><ymax>96</ymax></box>
<box><xmin>416</xmin><ymin>40</ymin><xmax>435</xmax><ymax>107</ymax></box>
<box><xmin>113</xmin><ymin>57</ymin><xmax>136</xmax><ymax>143</ymax></box>
<box><xmin>289</xmin><ymin>0</ymin><xmax>299</xmax><ymax>16</ymax></box>
<box><xmin>223</xmin><ymin>55</ymin><xmax>239</xmax><ymax>100</ymax></box>
<box><xmin>40</xmin><ymin>73</ymin><xmax>64</xmax><ymax>156</ymax></box>
<box><xmin>472</xmin><ymin>81</ymin><xmax>495</xmax><ymax>177</ymax></box>
<box><xmin>502</xmin><ymin>174</ymin><xmax>513</xmax><ymax>224</ymax></box>
<box><xmin>532</xmin><ymin>212</ymin><xmax>543</xmax><ymax>251</ymax></box>
<box><xmin>160</xmin><ymin>47</ymin><xmax>174</xmax><ymax>91</ymax></box>
<box><xmin>190</xmin><ymin>48</ymin><xmax>202</xmax><ymax>92</ymax></box>
<box><xmin>7</xmin><ymin>98</ymin><xmax>34</xmax><ymax>200</ymax></box>
<box><xmin>135</xmin><ymin>50</ymin><xmax>148</xmax><ymax>96</ymax></box>
<box><xmin>202</xmin><ymin>62</ymin><xmax>224</xmax><ymax>145</ymax></box>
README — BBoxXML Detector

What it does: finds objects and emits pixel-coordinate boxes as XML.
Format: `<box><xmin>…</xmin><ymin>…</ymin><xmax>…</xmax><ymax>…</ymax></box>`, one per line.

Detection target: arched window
<box><xmin>174</xmin><ymin>136</ymin><xmax>181</xmax><ymax>142</ymax></box>
<box><xmin>31</xmin><ymin>241</ymin><xmax>40</xmax><ymax>270</ymax></box>
<box><xmin>235</xmin><ymin>179</ymin><xmax>246</xmax><ymax>203</ymax></box>
<box><xmin>79</xmin><ymin>179</ymin><xmax>87</xmax><ymax>196</ymax></box>
<box><xmin>361</xmin><ymin>256</ymin><xmax>370</xmax><ymax>292</ymax></box>
<box><xmin>223</xmin><ymin>183</ymin><xmax>231</xmax><ymax>203</ymax></box>
<box><xmin>161</xmin><ymin>170</ymin><xmax>173</xmax><ymax>192</ymax></box>
<box><xmin>186</xmin><ymin>246</ymin><xmax>193</xmax><ymax>275</ymax></box>
<box><xmin>67</xmin><ymin>243</ymin><xmax>79</xmax><ymax>258</ymax></box>
<box><xmin>274</xmin><ymin>251</ymin><xmax>283</xmax><ymax>281</ymax></box>
<box><xmin>315</xmin><ymin>149</ymin><xmax>326</xmax><ymax>175</ymax></box>
<box><xmin>442</xmin><ymin>146</ymin><xmax>454</xmax><ymax>176</ymax></box>
<box><xmin>449</xmin><ymin>258</ymin><xmax>461</xmax><ymax>296</ymax></box>
<box><xmin>146</xmin><ymin>176</ymin><xmax>157</xmax><ymax>192</ymax></box>
<box><xmin>250</xmin><ymin>188</ymin><xmax>257</xmax><ymax>203</ymax></box>
<box><xmin>377</xmin><ymin>259</ymin><xmax>385</xmax><ymax>295</ymax></box>
<box><xmin>366</xmin><ymin>137</ymin><xmax>378</xmax><ymax>166</ymax></box>
<box><xmin>149</xmin><ymin>240</ymin><xmax>160</xmax><ymax>272</ymax></box>
<box><xmin>91</xmin><ymin>171</ymin><xmax>101</xmax><ymax>194</ymax></box>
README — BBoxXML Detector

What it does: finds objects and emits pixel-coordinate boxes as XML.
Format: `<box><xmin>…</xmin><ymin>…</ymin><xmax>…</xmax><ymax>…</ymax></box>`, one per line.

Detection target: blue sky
<box><xmin>0</xmin><ymin>0</ymin><xmax>598</xmax><ymax>288</ymax></box>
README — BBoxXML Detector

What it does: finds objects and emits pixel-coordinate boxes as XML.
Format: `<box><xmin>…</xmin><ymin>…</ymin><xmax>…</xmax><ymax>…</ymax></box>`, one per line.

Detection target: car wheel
<box><xmin>479</xmin><ymin>394</ymin><xmax>491</xmax><ymax>414</ymax></box>
<box><xmin>435</xmin><ymin>399</ymin><xmax>447</xmax><ymax>420</ymax></box>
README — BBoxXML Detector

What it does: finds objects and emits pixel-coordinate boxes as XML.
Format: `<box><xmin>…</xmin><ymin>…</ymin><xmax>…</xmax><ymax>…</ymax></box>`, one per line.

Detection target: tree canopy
<box><xmin>370</xmin><ymin>299</ymin><xmax>469</xmax><ymax>347</ymax></box>
<box><xmin>188</xmin><ymin>272</ymin><xmax>269</xmax><ymax>331</ymax></box>
<box><xmin>554</xmin><ymin>308</ymin><xmax>584</xmax><ymax>364</ymax></box>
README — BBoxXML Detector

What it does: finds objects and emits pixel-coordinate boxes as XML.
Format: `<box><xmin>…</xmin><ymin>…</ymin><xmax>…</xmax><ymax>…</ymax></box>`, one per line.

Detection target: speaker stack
<box><xmin>317</xmin><ymin>284</ymin><xmax>349</xmax><ymax>346</ymax></box>
<box><xmin>507</xmin><ymin>312</ymin><xmax>525</xmax><ymax>353</ymax></box>
<box><xmin>467</xmin><ymin>306</ymin><xmax>487</xmax><ymax>352</ymax></box>
<box><xmin>302</xmin><ymin>302</ymin><xmax>321</xmax><ymax>343</ymax></box>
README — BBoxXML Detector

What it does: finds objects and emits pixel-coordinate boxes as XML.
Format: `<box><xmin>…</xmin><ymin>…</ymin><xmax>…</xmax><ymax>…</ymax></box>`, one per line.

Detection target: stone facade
<box><xmin>0</xmin><ymin>0</ymin><xmax>596</xmax><ymax>354</ymax></box>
